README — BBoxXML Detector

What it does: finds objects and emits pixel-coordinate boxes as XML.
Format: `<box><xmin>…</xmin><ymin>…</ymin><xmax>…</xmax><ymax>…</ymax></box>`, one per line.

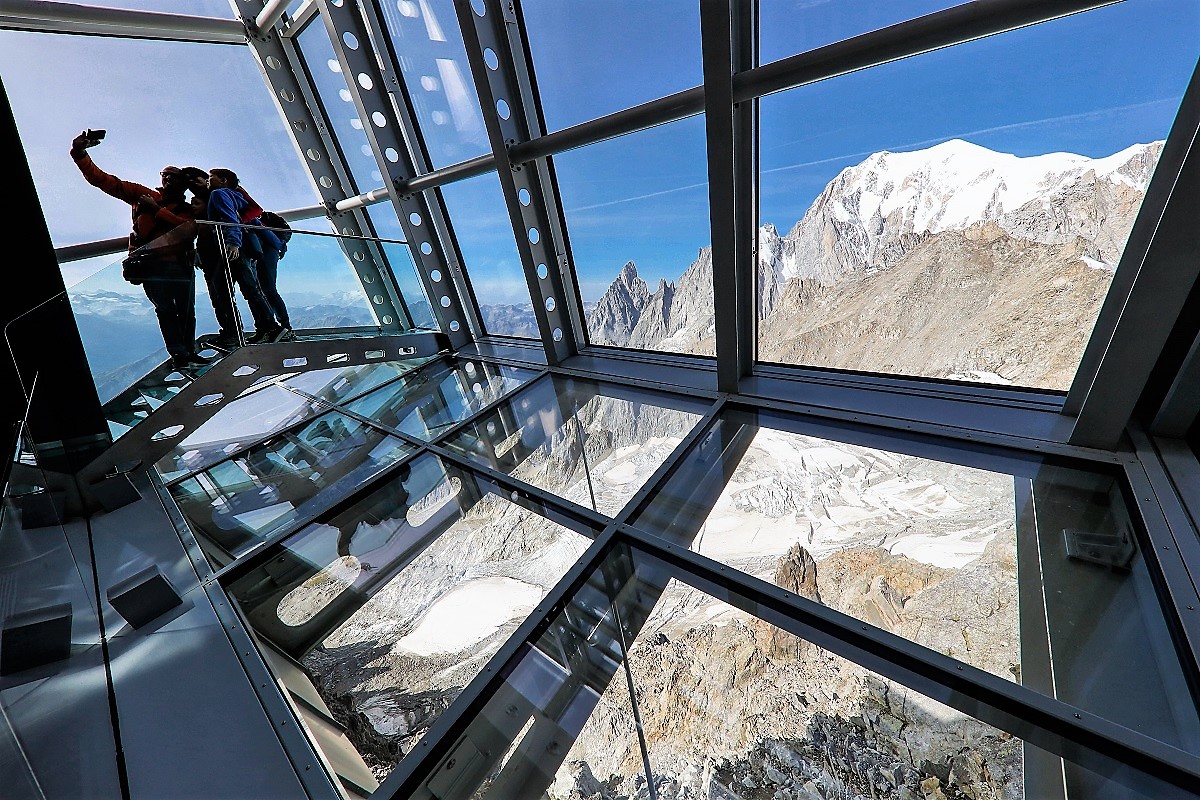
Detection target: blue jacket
<box><xmin>208</xmin><ymin>187</ymin><xmax>285</xmax><ymax>255</ymax></box>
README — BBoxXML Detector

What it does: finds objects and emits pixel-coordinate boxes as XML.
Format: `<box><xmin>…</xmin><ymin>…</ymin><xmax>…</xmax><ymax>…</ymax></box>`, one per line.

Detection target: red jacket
<box><xmin>72</xmin><ymin>152</ymin><xmax>195</xmax><ymax>261</ymax></box>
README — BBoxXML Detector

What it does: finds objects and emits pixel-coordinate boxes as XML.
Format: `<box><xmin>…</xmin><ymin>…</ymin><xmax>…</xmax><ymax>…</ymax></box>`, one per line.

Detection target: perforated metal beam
<box><xmin>315</xmin><ymin>0</ymin><xmax>476</xmax><ymax>347</ymax></box>
<box><xmin>453</xmin><ymin>0</ymin><xmax>584</xmax><ymax>365</ymax></box>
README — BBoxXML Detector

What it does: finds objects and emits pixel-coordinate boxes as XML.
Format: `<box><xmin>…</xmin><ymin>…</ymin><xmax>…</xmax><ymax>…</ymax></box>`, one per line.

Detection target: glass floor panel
<box><xmin>439</xmin><ymin>374</ymin><xmax>710</xmax><ymax>517</ymax></box>
<box><xmin>343</xmin><ymin>358</ymin><xmax>539</xmax><ymax>442</ymax></box>
<box><xmin>170</xmin><ymin>410</ymin><xmax>414</xmax><ymax>560</ymax></box>
<box><xmin>226</xmin><ymin>454</ymin><xmax>598</xmax><ymax>787</ymax></box>
<box><xmin>628</xmin><ymin>407</ymin><xmax>1200</xmax><ymax>753</ymax></box>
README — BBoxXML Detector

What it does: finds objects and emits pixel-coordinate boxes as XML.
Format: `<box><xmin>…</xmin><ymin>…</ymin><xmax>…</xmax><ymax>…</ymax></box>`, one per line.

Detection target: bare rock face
<box><xmin>758</xmin><ymin>224</ymin><xmax>1117</xmax><ymax>389</ymax></box>
<box><xmin>581</xmin><ymin>139</ymin><xmax>1162</xmax><ymax>384</ymax></box>
<box><xmin>588</xmin><ymin>261</ymin><xmax>651</xmax><ymax>346</ymax></box>
<box><xmin>756</xmin><ymin>544</ymin><xmax>822</xmax><ymax>660</ymax></box>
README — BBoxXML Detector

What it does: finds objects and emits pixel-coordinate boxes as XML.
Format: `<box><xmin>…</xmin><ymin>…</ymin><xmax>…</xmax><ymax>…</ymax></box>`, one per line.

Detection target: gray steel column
<box><xmin>1066</xmin><ymin>55</ymin><xmax>1200</xmax><ymax>448</ymax></box>
<box><xmin>312</xmin><ymin>0</ymin><xmax>476</xmax><ymax>345</ymax></box>
<box><xmin>701</xmin><ymin>0</ymin><xmax>757</xmax><ymax>394</ymax></box>
<box><xmin>452</xmin><ymin>0</ymin><xmax>584</xmax><ymax>366</ymax></box>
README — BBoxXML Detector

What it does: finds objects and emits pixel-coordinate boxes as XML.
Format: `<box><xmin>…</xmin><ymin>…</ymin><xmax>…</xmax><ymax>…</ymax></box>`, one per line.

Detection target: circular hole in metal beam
<box><xmin>342</xmin><ymin>31</ymin><xmax>359</xmax><ymax>50</ymax></box>
<box><xmin>484</xmin><ymin>48</ymin><xmax>499</xmax><ymax>70</ymax></box>
<box><xmin>496</xmin><ymin>99</ymin><xmax>510</xmax><ymax>120</ymax></box>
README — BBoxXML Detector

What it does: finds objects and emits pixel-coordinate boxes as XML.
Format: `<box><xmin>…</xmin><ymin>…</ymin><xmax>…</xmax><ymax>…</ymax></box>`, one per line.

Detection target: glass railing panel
<box><xmin>439</xmin><ymin>374</ymin><xmax>709</xmax><ymax>517</ymax></box>
<box><xmin>169</xmin><ymin>410</ymin><xmax>414</xmax><ymax>560</ymax></box>
<box><xmin>553</xmin><ymin>115</ymin><xmax>713</xmax><ymax>356</ymax></box>
<box><xmin>202</xmin><ymin>222</ymin><xmax>411</xmax><ymax>339</ymax></box>
<box><xmin>342</xmin><ymin>357</ymin><xmax>539</xmax><ymax>442</ymax></box>
<box><xmin>523</xmin><ymin>0</ymin><xmax>702</xmax><ymax>132</ymax></box>
<box><xmin>67</xmin><ymin>225</ymin><xmax>439</xmax><ymax>413</ymax></box>
<box><xmin>628</xmin><ymin>407</ymin><xmax>1200</xmax><ymax>752</ymax></box>
<box><xmin>756</xmin><ymin>1</ymin><xmax>1200</xmax><ymax>389</ymax></box>
<box><xmin>224</xmin><ymin>454</ymin><xmax>598</xmax><ymax>786</ymax></box>
<box><xmin>66</xmin><ymin>250</ymin><xmax>177</xmax><ymax>405</ymax></box>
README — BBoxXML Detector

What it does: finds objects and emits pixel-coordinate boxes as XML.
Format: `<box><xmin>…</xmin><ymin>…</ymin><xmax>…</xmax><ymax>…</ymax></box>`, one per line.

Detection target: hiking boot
<box><xmin>247</xmin><ymin>326</ymin><xmax>282</xmax><ymax>344</ymax></box>
<box><xmin>210</xmin><ymin>333</ymin><xmax>241</xmax><ymax>349</ymax></box>
<box><xmin>273</xmin><ymin>327</ymin><xmax>295</xmax><ymax>342</ymax></box>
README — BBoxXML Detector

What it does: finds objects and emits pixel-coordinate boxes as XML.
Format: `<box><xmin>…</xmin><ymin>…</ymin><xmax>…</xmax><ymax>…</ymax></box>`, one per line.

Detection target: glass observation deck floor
<box><xmin>190</xmin><ymin>366</ymin><xmax>1200</xmax><ymax>799</ymax></box>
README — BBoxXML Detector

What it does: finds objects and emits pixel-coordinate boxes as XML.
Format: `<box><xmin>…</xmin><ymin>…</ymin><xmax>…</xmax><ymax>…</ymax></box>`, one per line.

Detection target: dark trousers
<box><xmin>199</xmin><ymin>255</ymin><xmax>277</xmax><ymax>338</ymax></box>
<box><xmin>142</xmin><ymin>269</ymin><xmax>196</xmax><ymax>359</ymax></box>
<box><xmin>251</xmin><ymin>245</ymin><xmax>289</xmax><ymax>329</ymax></box>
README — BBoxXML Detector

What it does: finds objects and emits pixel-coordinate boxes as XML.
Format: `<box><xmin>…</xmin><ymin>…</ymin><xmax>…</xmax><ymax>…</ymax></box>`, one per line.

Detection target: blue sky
<box><xmin>2</xmin><ymin>0</ymin><xmax>1198</xmax><ymax>306</ymax></box>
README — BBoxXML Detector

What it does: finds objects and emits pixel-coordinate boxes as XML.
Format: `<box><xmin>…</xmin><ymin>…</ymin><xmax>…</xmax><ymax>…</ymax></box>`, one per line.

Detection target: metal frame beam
<box><xmin>0</xmin><ymin>0</ymin><xmax>247</xmax><ymax>43</ymax></box>
<box><xmin>452</xmin><ymin>0</ymin><xmax>585</xmax><ymax>365</ymax></box>
<box><xmin>1066</xmin><ymin>54</ymin><xmax>1200</xmax><ymax>448</ymax></box>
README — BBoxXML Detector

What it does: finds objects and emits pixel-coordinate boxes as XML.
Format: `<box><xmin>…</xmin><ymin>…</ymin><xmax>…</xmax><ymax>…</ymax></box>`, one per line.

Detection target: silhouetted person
<box><xmin>206</xmin><ymin>168</ymin><xmax>282</xmax><ymax>345</ymax></box>
<box><xmin>70</xmin><ymin>131</ymin><xmax>207</xmax><ymax>370</ymax></box>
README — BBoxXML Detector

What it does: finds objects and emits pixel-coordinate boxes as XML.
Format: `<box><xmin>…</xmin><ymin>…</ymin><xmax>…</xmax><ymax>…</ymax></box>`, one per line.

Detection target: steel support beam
<box><xmin>701</xmin><ymin>0</ymin><xmax>757</xmax><ymax>393</ymax></box>
<box><xmin>453</xmin><ymin>0</ymin><xmax>585</xmax><ymax>365</ymax></box>
<box><xmin>1066</xmin><ymin>55</ymin><xmax>1200</xmax><ymax>448</ymax></box>
<box><xmin>0</xmin><ymin>0</ymin><xmax>247</xmax><ymax>43</ymax></box>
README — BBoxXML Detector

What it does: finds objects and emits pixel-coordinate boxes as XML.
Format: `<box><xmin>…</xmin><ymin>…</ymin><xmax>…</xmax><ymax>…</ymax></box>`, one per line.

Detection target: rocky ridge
<box><xmin>585</xmin><ymin>139</ymin><xmax>1162</xmax><ymax>389</ymax></box>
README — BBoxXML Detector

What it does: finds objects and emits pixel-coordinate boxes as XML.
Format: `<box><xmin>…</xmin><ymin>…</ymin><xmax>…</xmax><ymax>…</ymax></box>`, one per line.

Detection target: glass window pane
<box><xmin>556</xmin><ymin>116</ymin><xmax>712</xmax><ymax>356</ymax></box>
<box><xmin>629</xmin><ymin>408</ymin><xmax>1200</xmax><ymax>751</ymax></box>
<box><xmin>757</xmin><ymin>2</ymin><xmax>1199</xmax><ymax>389</ymax></box>
<box><xmin>760</xmin><ymin>0</ymin><xmax>963</xmax><ymax>65</ymax></box>
<box><xmin>523</xmin><ymin>0</ymin><xmax>702</xmax><ymax>131</ymax></box>
<box><xmin>380</xmin><ymin>0</ymin><xmax>489</xmax><ymax>168</ymax></box>
<box><xmin>226</xmin><ymin>455</ymin><xmax>597</xmax><ymax>785</ymax></box>
<box><xmin>171</xmin><ymin>411</ymin><xmax>413</xmax><ymax>559</ymax></box>
<box><xmin>296</xmin><ymin>21</ymin><xmax>379</xmax><ymax>195</ymax></box>
<box><xmin>438</xmin><ymin>174</ymin><xmax>533</xmax><ymax>336</ymax></box>
<box><xmin>343</xmin><ymin>357</ymin><xmax>539</xmax><ymax>441</ymax></box>
<box><xmin>440</xmin><ymin>374</ymin><xmax>708</xmax><ymax>517</ymax></box>
<box><xmin>0</xmin><ymin>31</ymin><xmax>317</xmax><ymax>286</ymax></box>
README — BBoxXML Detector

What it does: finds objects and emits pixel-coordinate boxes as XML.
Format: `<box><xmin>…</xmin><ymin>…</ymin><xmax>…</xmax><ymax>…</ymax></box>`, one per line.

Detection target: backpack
<box><xmin>259</xmin><ymin>210</ymin><xmax>293</xmax><ymax>247</ymax></box>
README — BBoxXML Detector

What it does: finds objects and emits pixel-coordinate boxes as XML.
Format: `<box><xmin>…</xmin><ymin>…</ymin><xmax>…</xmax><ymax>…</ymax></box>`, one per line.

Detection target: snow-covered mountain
<box><xmin>586</xmin><ymin>139</ymin><xmax>1163</xmax><ymax>387</ymax></box>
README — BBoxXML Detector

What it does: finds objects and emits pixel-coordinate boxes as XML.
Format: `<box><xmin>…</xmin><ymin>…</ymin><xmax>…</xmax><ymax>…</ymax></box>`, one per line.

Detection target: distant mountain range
<box><xmin>584</xmin><ymin>139</ymin><xmax>1162</xmax><ymax>389</ymax></box>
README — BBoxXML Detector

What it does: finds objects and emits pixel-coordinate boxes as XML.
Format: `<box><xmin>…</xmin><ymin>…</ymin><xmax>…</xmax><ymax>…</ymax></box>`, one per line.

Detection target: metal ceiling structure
<box><xmin>3</xmin><ymin>1</ymin><xmax>1200</xmax><ymax>799</ymax></box>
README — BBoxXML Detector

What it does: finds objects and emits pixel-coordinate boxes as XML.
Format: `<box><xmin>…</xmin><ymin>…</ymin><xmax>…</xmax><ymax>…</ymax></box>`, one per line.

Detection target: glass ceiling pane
<box><xmin>756</xmin><ymin>1</ymin><xmax>1199</xmax><ymax>390</ymax></box>
<box><xmin>379</xmin><ymin>0</ymin><xmax>489</xmax><ymax>168</ymax></box>
<box><xmin>226</xmin><ymin>454</ymin><xmax>596</xmax><ymax>785</ymax></box>
<box><xmin>760</xmin><ymin>0</ymin><xmax>963</xmax><ymax>65</ymax></box>
<box><xmin>297</xmin><ymin>21</ymin><xmax>377</xmax><ymax>195</ymax></box>
<box><xmin>171</xmin><ymin>411</ymin><xmax>414</xmax><ymax>560</ymax></box>
<box><xmin>629</xmin><ymin>407</ymin><xmax>1200</xmax><ymax>751</ymax></box>
<box><xmin>523</xmin><ymin>0</ymin><xmax>702</xmax><ymax>132</ymax></box>
<box><xmin>555</xmin><ymin>116</ymin><xmax>713</xmax><ymax>356</ymax></box>
<box><xmin>0</xmin><ymin>30</ymin><xmax>317</xmax><ymax>288</ymax></box>
<box><xmin>440</xmin><ymin>374</ymin><xmax>709</xmax><ymax>517</ymax></box>
<box><xmin>438</xmin><ymin>173</ymin><xmax>534</xmax><ymax>337</ymax></box>
<box><xmin>343</xmin><ymin>357</ymin><xmax>539</xmax><ymax>441</ymax></box>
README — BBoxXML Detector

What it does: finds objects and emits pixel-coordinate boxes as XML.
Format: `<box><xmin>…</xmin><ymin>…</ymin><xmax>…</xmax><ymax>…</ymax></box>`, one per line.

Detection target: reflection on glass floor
<box><xmin>433</xmin><ymin>543</ymin><xmax>1196</xmax><ymax>800</ymax></box>
<box><xmin>227</xmin><ymin>454</ymin><xmax>597</xmax><ymax>788</ymax></box>
<box><xmin>171</xmin><ymin>411</ymin><xmax>415</xmax><ymax>563</ymax></box>
<box><xmin>154</xmin><ymin>361</ymin><xmax>433</xmax><ymax>482</ymax></box>
<box><xmin>628</xmin><ymin>408</ymin><xmax>1200</xmax><ymax>751</ymax></box>
<box><xmin>441</xmin><ymin>374</ymin><xmax>709</xmax><ymax>516</ymax></box>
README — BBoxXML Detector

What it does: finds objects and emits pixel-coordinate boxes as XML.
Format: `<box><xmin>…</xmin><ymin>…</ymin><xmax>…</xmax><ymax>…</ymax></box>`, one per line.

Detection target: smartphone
<box><xmin>85</xmin><ymin>128</ymin><xmax>106</xmax><ymax>141</ymax></box>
